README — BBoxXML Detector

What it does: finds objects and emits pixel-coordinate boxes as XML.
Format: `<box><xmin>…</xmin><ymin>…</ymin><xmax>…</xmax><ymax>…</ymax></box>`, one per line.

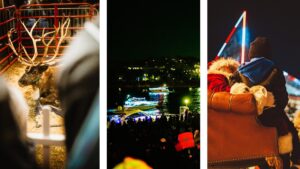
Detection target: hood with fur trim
<box><xmin>208</xmin><ymin>57</ymin><xmax>240</xmax><ymax>79</ymax></box>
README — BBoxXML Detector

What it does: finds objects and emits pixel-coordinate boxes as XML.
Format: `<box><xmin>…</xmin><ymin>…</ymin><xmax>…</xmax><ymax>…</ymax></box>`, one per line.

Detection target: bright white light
<box><xmin>149</xmin><ymin>86</ymin><xmax>170</xmax><ymax>95</ymax></box>
<box><xmin>217</xmin><ymin>43</ymin><xmax>227</xmax><ymax>57</ymax></box>
<box><xmin>235</xmin><ymin>12</ymin><xmax>245</xmax><ymax>28</ymax></box>
<box><xmin>241</xmin><ymin>11</ymin><xmax>246</xmax><ymax>64</ymax></box>
<box><xmin>149</xmin><ymin>92</ymin><xmax>168</xmax><ymax>96</ymax></box>
<box><xmin>124</xmin><ymin>97</ymin><xmax>158</xmax><ymax>108</ymax></box>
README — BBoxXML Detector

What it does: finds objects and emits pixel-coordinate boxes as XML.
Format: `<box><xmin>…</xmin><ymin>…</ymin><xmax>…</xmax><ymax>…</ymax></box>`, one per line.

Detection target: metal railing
<box><xmin>27</xmin><ymin>106</ymin><xmax>65</xmax><ymax>169</ymax></box>
<box><xmin>0</xmin><ymin>3</ymin><xmax>98</xmax><ymax>74</ymax></box>
<box><xmin>18</xmin><ymin>3</ymin><xmax>98</xmax><ymax>57</ymax></box>
<box><xmin>0</xmin><ymin>6</ymin><xmax>18</xmax><ymax>74</ymax></box>
<box><xmin>0</xmin><ymin>3</ymin><xmax>99</xmax><ymax>167</ymax></box>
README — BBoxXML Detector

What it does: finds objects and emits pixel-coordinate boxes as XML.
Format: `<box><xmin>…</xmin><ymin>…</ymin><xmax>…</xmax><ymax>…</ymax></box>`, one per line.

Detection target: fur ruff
<box><xmin>208</xmin><ymin>57</ymin><xmax>240</xmax><ymax>78</ymax></box>
<box><xmin>207</xmin><ymin>69</ymin><xmax>233</xmax><ymax>79</ymax></box>
<box><xmin>230</xmin><ymin>83</ymin><xmax>275</xmax><ymax>114</ymax></box>
<box><xmin>278</xmin><ymin>132</ymin><xmax>293</xmax><ymax>154</ymax></box>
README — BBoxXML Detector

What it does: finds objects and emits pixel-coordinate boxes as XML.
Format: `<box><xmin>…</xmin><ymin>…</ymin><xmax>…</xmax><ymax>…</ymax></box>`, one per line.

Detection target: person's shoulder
<box><xmin>272</xmin><ymin>66</ymin><xmax>284</xmax><ymax>76</ymax></box>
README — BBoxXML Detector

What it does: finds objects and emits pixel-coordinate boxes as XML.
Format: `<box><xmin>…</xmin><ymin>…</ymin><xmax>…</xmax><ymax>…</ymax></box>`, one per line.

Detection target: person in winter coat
<box><xmin>57</xmin><ymin>15</ymin><xmax>99</xmax><ymax>169</ymax></box>
<box><xmin>0</xmin><ymin>78</ymin><xmax>39</xmax><ymax>169</ymax></box>
<box><xmin>231</xmin><ymin>37</ymin><xmax>300</xmax><ymax>169</ymax></box>
<box><xmin>208</xmin><ymin>57</ymin><xmax>240</xmax><ymax>92</ymax></box>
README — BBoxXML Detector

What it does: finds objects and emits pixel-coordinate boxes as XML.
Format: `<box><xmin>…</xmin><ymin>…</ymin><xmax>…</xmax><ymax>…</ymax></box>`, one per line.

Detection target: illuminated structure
<box><xmin>149</xmin><ymin>86</ymin><xmax>170</xmax><ymax>95</ymax></box>
<box><xmin>124</xmin><ymin>97</ymin><xmax>158</xmax><ymax>108</ymax></box>
<box><xmin>216</xmin><ymin>11</ymin><xmax>247</xmax><ymax>63</ymax></box>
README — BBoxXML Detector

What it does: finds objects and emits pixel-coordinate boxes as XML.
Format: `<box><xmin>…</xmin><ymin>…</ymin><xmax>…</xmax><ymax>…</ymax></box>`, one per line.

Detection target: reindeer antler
<box><xmin>20</xmin><ymin>18</ymin><xmax>41</xmax><ymax>64</ymax></box>
<box><xmin>41</xmin><ymin>28</ymin><xmax>57</xmax><ymax>58</ymax></box>
<box><xmin>7</xmin><ymin>29</ymin><xmax>34</xmax><ymax>66</ymax></box>
<box><xmin>7</xmin><ymin>17</ymin><xmax>71</xmax><ymax>67</ymax></box>
<box><xmin>7</xmin><ymin>19</ymin><xmax>42</xmax><ymax>66</ymax></box>
<box><xmin>42</xmin><ymin>17</ymin><xmax>70</xmax><ymax>65</ymax></box>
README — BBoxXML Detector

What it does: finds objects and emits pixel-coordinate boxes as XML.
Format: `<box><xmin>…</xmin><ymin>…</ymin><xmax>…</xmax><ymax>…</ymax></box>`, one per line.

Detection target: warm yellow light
<box><xmin>184</xmin><ymin>98</ymin><xmax>190</xmax><ymax>105</ymax></box>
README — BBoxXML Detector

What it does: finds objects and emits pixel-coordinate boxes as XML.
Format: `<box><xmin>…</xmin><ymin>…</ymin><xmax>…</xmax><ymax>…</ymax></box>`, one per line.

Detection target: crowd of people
<box><xmin>108</xmin><ymin>112</ymin><xmax>200</xmax><ymax>169</ymax></box>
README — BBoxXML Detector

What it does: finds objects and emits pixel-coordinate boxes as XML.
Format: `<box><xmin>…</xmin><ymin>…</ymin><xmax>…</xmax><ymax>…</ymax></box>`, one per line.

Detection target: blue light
<box><xmin>241</xmin><ymin>12</ymin><xmax>246</xmax><ymax>63</ymax></box>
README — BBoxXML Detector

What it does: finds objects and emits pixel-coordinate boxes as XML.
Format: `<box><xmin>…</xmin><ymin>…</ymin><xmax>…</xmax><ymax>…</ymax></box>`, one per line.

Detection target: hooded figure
<box><xmin>208</xmin><ymin>57</ymin><xmax>240</xmax><ymax>92</ymax></box>
<box><xmin>231</xmin><ymin>37</ymin><xmax>300</xmax><ymax>168</ymax></box>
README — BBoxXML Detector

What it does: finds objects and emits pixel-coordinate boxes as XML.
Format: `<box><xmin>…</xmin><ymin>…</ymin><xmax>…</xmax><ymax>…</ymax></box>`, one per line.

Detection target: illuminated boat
<box><xmin>124</xmin><ymin>97</ymin><xmax>158</xmax><ymax>109</ymax></box>
<box><xmin>149</xmin><ymin>86</ymin><xmax>171</xmax><ymax>95</ymax></box>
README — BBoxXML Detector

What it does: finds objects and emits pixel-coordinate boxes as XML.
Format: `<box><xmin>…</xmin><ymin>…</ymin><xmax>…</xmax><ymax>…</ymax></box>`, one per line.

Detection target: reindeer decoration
<box><xmin>7</xmin><ymin>18</ymin><xmax>71</xmax><ymax>117</ymax></box>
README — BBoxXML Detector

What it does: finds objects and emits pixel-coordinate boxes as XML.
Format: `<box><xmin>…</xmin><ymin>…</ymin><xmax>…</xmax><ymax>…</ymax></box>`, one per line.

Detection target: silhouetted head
<box><xmin>248</xmin><ymin>37</ymin><xmax>272</xmax><ymax>60</ymax></box>
<box><xmin>18</xmin><ymin>65</ymin><xmax>49</xmax><ymax>87</ymax></box>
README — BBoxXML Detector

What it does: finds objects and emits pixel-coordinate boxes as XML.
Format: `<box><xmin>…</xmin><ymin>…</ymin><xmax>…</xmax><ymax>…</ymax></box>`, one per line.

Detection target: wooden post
<box><xmin>42</xmin><ymin>106</ymin><xmax>51</xmax><ymax>169</ymax></box>
<box><xmin>0</xmin><ymin>0</ymin><xmax>4</xmax><ymax>8</ymax></box>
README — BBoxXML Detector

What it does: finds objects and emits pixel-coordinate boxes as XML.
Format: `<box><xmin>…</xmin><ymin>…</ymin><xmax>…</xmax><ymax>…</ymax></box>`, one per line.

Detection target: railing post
<box><xmin>0</xmin><ymin>0</ymin><xmax>3</xmax><ymax>8</ymax></box>
<box><xmin>42</xmin><ymin>106</ymin><xmax>51</xmax><ymax>169</ymax></box>
<box><xmin>54</xmin><ymin>4</ymin><xmax>59</xmax><ymax>48</ymax></box>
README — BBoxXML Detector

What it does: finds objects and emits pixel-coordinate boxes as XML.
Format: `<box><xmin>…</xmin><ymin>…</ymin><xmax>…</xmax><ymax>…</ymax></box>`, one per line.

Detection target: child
<box><xmin>231</xmin><ymin>37</ymin><xmax>300</xmax><ymax>169</ymax></box>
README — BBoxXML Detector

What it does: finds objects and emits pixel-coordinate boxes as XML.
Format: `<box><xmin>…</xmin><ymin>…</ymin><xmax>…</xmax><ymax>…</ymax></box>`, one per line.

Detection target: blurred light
<box><xmin>217</xmin><ymin>43</ymin><xmax>226</xmax><ymax>56</ymax></box>
<box><xmin>241</xmin><ymin>11</ymin><xmax>246</xmax><ymax>64</ymax></box>
<box><xmin>235</xmin><ymin>12</ymin><xmax>245</xmax><ymax>27</ymax></box>
<box><xmin>183</xmin><ymin>97</ymin><xmax>190</xmax><ymax>106</ymax></box>
<box><xmin>149</xmin><ymin>92</ymin><xmax>168</xmax><ymax>96</ymax></box>
<box><xmin>124</xmin><ymin>97</ymin><xmax>158</xmax><ymax>108</ymax></box>
<box><xmin>217</xmin><ymin>11</ymin><xmax>245</xmax><ymax>57</ymax></box>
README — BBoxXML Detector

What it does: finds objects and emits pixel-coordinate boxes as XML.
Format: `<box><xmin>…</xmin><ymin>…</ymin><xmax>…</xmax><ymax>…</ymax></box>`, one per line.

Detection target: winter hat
<box><xmin>248</xmin><ymin>37</ymin><xmax>272</xmax><ymax>60</ymax></box>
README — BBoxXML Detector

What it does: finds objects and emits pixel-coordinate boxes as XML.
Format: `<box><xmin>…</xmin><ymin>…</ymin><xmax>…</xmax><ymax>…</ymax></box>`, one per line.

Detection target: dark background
<box><xmin>209</xmin><ymin>0</ymin><xmax>300</xmax><ymax>78</ymax></box>
<box><xmin>108</xmin><ymin>0</ymin><xmax>200</xmax><ymax>65</ymax></box>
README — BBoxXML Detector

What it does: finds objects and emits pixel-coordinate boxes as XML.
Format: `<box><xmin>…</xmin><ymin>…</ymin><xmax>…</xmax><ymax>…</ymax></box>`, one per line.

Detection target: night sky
<box><xmin>209</xmin><ymin>0</ymin><xmax>300</xmax><ymax>78</ymax></box>
<box><xmin>108</xmin><ymin>0</ymin><xmax>200</xmax><ymax>64</ymax></box>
